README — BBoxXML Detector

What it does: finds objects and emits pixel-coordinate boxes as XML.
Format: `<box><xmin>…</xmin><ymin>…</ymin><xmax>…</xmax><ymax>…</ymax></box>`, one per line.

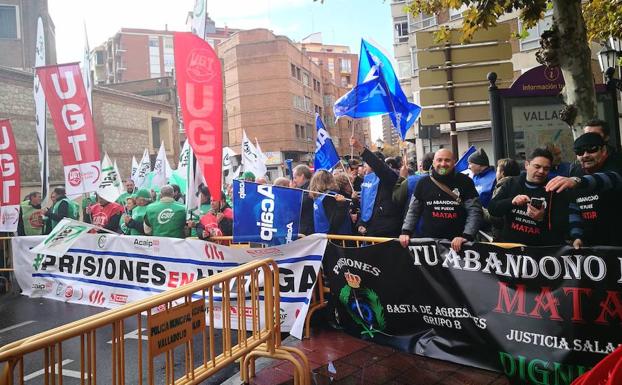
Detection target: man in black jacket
<box><xmin>400</xmin><ymin>148</ymin><xmax>483</xmax><ymax>252</ymax></box>
<box><xmin>545</xmin><ymin>133</ymin><xmax>622</xmax><ymax>246</ymax></box>
<box><xmin>350</xmin><ymin>137</ymin><xmax>402</xmax><ymax>237</ymax></box>
<box><xmin>293</xmin><ymin>165</ymin><xmax>314</xmax><ymax>235</ymax></box>
<box><xmin>488</xmin><ymin>148</ymin><xmax>582</xmax><ymax>246</ymax></box>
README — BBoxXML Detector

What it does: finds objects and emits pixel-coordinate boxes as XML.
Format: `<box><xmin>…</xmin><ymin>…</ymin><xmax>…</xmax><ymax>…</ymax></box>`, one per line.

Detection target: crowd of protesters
<box><xmin>17</xmin><ymin>119</ymin><xmax>622</xmax><ymax>248</ymax></box>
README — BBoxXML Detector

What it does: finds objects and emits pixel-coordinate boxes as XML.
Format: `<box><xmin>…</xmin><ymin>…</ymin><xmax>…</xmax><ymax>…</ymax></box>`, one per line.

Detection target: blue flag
<box><xmin>455</xmin><ymin>145</ymin><xmax>477</xmax><ymax>173</ymax></box>
<box><xmin>233</xmin><ymin>180</ymin><xmax>302</xmax><ymax>246</ymax></box>
<box><xmin>334</xmin><ymin>39</ymin><xmax>421</xmax><ymax>140</ymax></box>
<box><xmin>285</xmin><ymin>158</ymin><xmax>293</xmax><ymax>179</ymax></box>
<box><xmin>314</xmin><ymin>114</ymin><xmax>340</xmax><ymax>171</ymax></box>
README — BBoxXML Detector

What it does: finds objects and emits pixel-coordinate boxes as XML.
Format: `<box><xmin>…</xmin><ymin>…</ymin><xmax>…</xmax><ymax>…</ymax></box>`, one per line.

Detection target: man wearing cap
<box><xmin>122</xmin><ymin>189</ymin><xmax>151</xmax><ymax>235</ymax></box>
<box><xmin>467</xmin><ymin>148</ymin><xmax>497</xmax><ymax>209</ymax></box>
<box><xmin>400</xmin><ymin>149</ymin><xmax>483</xmax><ymax>251</ymax></box>
<box><xmin>144</xmin><ymin>185</ymin><xmax>187</xmax><ymax>238</ymax></box>
<box><xmin>351</xmin><ymin>137</ymin><xmax>403</xmax><ymax>237</ymax></box>
<box><xmin>546</xmin><ymin>133</ymin><xmax>622</xmax><ymax>246</ymax></box>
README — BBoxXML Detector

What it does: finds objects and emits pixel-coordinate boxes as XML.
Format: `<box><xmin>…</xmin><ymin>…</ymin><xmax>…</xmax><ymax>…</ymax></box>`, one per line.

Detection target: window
<box><xmin>305</xmin><ymin>124</ymin><xmax>313</xmax><ymax>140</ymax></box>
<box><xmin>0</xmin><ymin>5</ymin><xmax>18</xmax><ymax>39</ymax></box>
<box><xmin>449</xmin><ymin>4</ymin><xmax>468</xmax><ymax>20</ymax></box>
<box><xmin>293</xmin><ymin>95</ymin><xmax>305</xmax><ymax>111</ymax></box>
<box><xmin>296</xmin><ymin>67</ymin><xmax>301</xmax><ymax>81</ymax></box>
<box><xmin>519</xmin><ymin>13</ymin><xmax>553</xmax><ymax>51</ymax></box>
<box><xmin>303</xmin><ymin>72</ymin><xmax>310</xmax><ymax>86</ymax></box>
<box><xmin>291</xmin><ymin>63</ymin><xmax>296</xmax><ymax>77</ymax></box>
<box><xmin>394</xmin><ymin>16</ymin><xmax>408</xmax><ymax>43</ymax></box>
<box><xmin>340</xmin><ymin>59</ymin><xmax>351</xmax><ymax>73</ymax></box>
<box><xmin>411</xmin><ymin>48</ymin><xmax>419</xmax><ymax>76</ymax></box>
<box><xmin>163</xmin><ymin>37</ymin><xmax>174</xmax><ymax>74</ymax></box>
<box><xmin>95</xmin><ymin>51</ymin><xmax>104</xmax><ymax>65</ymax></box>
<box><xmin>151</xmin><ymin>117</ymin><xmax>162</xmax><ymax>150</ymax></box>
<box><xmin>328</xmin><ymin>58</ymin><xmax>335</xmax><ymax>79</ymax></box>
<box><xmin>149</xmin><ymin>36</ymin><xmax>161</xmax><ymax>78</ymax></box>
<box><xmin>397</xmin><ymin>58</ymin><xmax>411</xmax><ymax>80</ymax></box>
<box><xmin>304</xmin><ymin>96</ymin><xmax>312</xmax><ymax>113</ymax></box>
<box><xmin>408</xmin><ymin>12</ymin><xmax>436</xmax><ymax>32</ymax></box>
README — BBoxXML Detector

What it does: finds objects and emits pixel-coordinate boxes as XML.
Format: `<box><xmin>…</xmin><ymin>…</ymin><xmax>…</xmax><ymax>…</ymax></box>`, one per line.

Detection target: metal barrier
<box><xmin>0</xmin><ymin>258</ymin><xmax>310</xmax><ymax>385</ymax></box>
<box><xmin>0</xmin><ymin>236</ymin><xmax>13</xmax><ymax>294</ymax></box>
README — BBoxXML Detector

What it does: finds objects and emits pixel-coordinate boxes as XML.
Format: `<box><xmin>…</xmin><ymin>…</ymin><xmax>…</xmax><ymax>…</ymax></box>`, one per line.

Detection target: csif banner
<box><xmin>0</xmin><ymin>119</ymin><xmax>21</xmax><ymax>231</ymax></box>
<box><xmin>233</xmin><ymin>180</ymin><xmax>302</xmax><ymax>246</ymax></box>
<box><xmin>324</xmin><ymin>240</ymin><xmax>622</xmax><ymax>385</ymax></box>
<box><xmin>174</xmin><ymin>32</ymin><xmax>223</xmax><ymax>202</ymax></box>
<box><xmin>14</xmin><ymin>233</ymin><xmax>327</xmax><ymax>339</ymax></box>
<box><xmin>35</xmin><ymin>62</ymin><xmax>101</xmax><ymax>195</ymax></box>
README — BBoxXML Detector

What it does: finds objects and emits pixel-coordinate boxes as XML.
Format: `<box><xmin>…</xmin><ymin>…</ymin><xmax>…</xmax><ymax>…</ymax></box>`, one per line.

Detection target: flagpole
<box><xmin>339</xmin><ymin>161</ymin><xmax>356</xmax><ymax>194</ymax></box>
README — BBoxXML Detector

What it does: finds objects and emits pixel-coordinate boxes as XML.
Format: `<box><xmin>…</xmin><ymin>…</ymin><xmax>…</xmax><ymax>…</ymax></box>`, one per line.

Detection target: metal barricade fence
<box><xmin>0</xmin><ymin>258</ymin><xmax>311</xmax><ymax>385</ymax></box>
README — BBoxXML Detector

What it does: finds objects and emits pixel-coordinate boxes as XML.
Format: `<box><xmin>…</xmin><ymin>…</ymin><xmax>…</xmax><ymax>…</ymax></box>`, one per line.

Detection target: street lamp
<box><xmin>598</xmin><ymin>39</ymin><xmax>622</xmax><ymax>91</ymax></box>
<box><xmin>375</xmin><ymin>138</ymin><xmax>384</xmax><ymax>152</ymax></box>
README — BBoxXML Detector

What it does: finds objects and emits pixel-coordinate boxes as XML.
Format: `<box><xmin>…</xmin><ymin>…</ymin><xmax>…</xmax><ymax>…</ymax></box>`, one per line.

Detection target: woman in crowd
<box><xmin>309</xmin><ymin>170</ymin><xmax>351</xmax><ymax>235</ymax></box>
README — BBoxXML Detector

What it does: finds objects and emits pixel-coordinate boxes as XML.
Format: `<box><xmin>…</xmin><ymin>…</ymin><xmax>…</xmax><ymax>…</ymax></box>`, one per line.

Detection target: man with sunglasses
<box><xmin>546</xmin><ymin>133</ymin><xmax>622</xmax><ymax>246</ymax></box>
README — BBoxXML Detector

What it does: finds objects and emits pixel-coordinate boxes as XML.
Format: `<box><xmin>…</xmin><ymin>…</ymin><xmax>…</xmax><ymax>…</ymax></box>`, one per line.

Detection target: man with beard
<box><xmin>400</xmin><ymin>149</ymin><xmax>483</xmax><ymax>251</ymax></box>
<box><xmin>546</xmin><ymin>133</ymin><xmax>622</xmax><ymax>246</ymax></box>
<box><xmin>116</xmin><ymin>179</ymin><xmax>136</xmax><ymax>206</ymax></box>
<box><xmin>489</xmin><ymin>148</ymin><xmax>582</xmax><ymax>246</ymax></box>
<box><xmin>18</xmin><ymin>192</ymin><xmax>44</xmax><ymax>236</ymax></box>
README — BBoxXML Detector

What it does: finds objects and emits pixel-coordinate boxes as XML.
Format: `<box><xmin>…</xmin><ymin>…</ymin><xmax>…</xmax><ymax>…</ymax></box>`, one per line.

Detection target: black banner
<box><xmin>323</xmin><ymin>240</ymin><xmax>622</xmax><ymax>385</ymax></box>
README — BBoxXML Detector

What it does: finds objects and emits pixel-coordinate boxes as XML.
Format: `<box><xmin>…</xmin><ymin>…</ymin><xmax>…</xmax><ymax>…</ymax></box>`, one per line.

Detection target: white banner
<box><xmin>134</xmin><ymin>148</ymin><xmax>151</xmax><ymax>188</ymax></box>
<box><xmin>14</xmin><ymin>233</ymin><xmax>327</xmax><ymax>338</ymax></box>
<box><xmin>241</xmin><ymin>131</ymin><xmax>267</xmax><ymax>178</ymax></box>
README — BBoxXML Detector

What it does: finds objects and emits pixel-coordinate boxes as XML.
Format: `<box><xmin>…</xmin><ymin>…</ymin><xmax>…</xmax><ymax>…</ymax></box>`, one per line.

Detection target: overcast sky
<box><xmin>48</xmin><ymin>0</ymin><xmax>392</xmax><ymax>140</ymax></box>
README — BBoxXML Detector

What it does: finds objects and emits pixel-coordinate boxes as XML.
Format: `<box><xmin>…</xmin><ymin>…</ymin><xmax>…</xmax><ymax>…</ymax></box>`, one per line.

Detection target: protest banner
<box><xmin>324</xmin><ymin>240</ymin><xmax>622</xmax><ymax>385</ymax></box>
<box><xmin>29</xmin><ymin>218</ymin><xmax>99</xmax><ymax>257</ymax></box>
<box><xmin>35</xmin><ymin>62</ymin><xmax>101</xmax><ymax>195</ymax></box>
<box><xmin>0</xmin><ymin>119</ymin><xmax>21</xmax><ymax>232</ymax></box>
<box><xmin>14</xmin><ymin>233</ymin><xmax>327</xmax><ymax>339</ymax></box>
<box><xmin>232</xmin><ymin>180</ymin><xmax>302</xmax><ymax>246</ymax></box>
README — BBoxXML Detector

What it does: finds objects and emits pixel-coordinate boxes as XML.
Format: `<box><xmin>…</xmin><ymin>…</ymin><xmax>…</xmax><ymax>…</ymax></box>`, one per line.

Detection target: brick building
<box><xmin>91</xmin><ymin>23</ymin><xmax>238</xmax><ymax>85</ymax></box>
<box><xmin>0</xmin><ymin>0</ymin><xmax>56</xmax><ymax>70</ymax></box>
<box><xmin>0</xmin><ymin>65</ymin><xmax>179</xmax><ymax>194</ymax></box>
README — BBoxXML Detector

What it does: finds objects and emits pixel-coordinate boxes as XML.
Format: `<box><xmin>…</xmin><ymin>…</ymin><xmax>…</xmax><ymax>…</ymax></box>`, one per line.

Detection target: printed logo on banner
<box><xmin>339</xmin><ymin>271</ymin><xmax>386</xmax><ymax>338</ymax></box>
<box><xmin>97</xmin><ymin>235</ymin><xmax>107</xmax><ymax>249</ymax></box>
<box><xmin>204</xmin><ymin>243</ymin><xmax>224</xmax><ymax>260</ymax></box>
<box><xmin>1</xmin><ymin>207</ymin><xmax>19</xmax><ymax>226</ymax></box>
<box><xmin>110</xmin><ymin>293</ymin><xmax>128</xmax><ymax>305</ymax></box>
<box><xmin>133</xmin><ymin>238</ymin><xmax>160</xmax><ymax>252</ymax></box>
<box><xmin>157</xmin><ymin>209</ymin><xmax>175</xmax><ymax>224</ymax></box>
<box><xmin>56</xmin><ymin>281</ymin><xmax>65</xmax><ymax>296</ymax></box>
<box><xmin>31</xmin><ymin>281</ymin><xmax>52</xmax><ymax>293</ymax></box>
<box><xmin>64</xmin><ymin>285</ymin><xmax>74</xmax><ymax>299</ymax></box>
<box><xmin>68</xmin><ymin>168</ymin><xmax>82</xmax><ymax>186</ymax></box>
<box><xmin>32</xmin><ymin>253</ymin><xmax>45</xmax><ymax>271</ymax></box>
<box><xmin>89</xmin><ymin>290</ymin><xmax>105</xmax><ymax>305</ymax></box>
<box><xmin>186</xmin><ymin>49</ymin><xmax>217</xmax><ymax>82</ymax></box>
<box><xmin>245</xmin><ymin>248</ymin><xmax>284</xmax><ymax>258</ymax></box>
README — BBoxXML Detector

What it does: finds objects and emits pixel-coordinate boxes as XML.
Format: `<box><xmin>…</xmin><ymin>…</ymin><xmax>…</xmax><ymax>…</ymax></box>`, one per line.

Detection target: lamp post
<box><xmin>598</xmin><ymin>37</ymin><xmax>622</xmax><ymax>151</ymax></box>
<box><xmin>375</xmin><ymin>138</ymin><xmax>384</xmax><ymax>152</ymax></box>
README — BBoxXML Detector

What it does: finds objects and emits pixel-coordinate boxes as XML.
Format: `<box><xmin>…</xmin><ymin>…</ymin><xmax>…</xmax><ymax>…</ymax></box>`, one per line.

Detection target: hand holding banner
<box><xmin>233</xmin><ymin>180</ymin><xmax>302</xmax><ymax>246</ymax></box>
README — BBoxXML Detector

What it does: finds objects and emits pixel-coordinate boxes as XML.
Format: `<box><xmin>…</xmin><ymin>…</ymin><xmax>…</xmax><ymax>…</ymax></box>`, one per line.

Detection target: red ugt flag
<box><xmin>174</xmin><ymin>32</ymin><xmax>223</xmax><ymax>201</ymax></box>
<box><xmin>36</xmin><ymin>63</ymin><xmax>101</xmax><ymax>195</ymax></box>
<box><xmin>0</xmin><ymin>119</ymin><xmax>20</xmax><ymax>231</ymax></box>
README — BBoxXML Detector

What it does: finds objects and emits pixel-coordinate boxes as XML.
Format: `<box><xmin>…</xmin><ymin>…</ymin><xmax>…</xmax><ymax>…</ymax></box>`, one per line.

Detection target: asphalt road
<box><xmin>0</xmin><ymin>293</ymin><xmax>238</xmax><ymax>384</ymax></box>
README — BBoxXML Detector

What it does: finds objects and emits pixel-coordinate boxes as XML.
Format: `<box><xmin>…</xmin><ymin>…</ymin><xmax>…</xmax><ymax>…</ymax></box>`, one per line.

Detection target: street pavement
<box><xmin>0</xmin><ymin>293</ymin><xmax>238</xmax><ymax>384</ymax></box>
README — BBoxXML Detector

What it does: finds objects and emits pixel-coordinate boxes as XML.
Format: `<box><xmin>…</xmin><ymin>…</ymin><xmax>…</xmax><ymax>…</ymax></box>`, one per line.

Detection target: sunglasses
<box><xmin>574</xmin><ymin>145</ymin><xmax>601</xmax><ymax>156</ymax></box>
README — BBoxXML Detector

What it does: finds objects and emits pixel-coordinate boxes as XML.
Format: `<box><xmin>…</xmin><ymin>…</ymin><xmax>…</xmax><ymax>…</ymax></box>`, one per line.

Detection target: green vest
<box><xmin>116</xmin><ymin>192</ymin><xmax>132</xmax><ymax>206</ymax></box>
<box><xmin>145</xmin><ymin>200</ymin><xmax>186</xmax><ymax>238</ymax></box>
<box><xmin>51</xmin><ymin>198</ymin><xmax>79</xmax><ymax>228</ymax></box>
<box><xmin>129</xmin><ymin>205</ymin><xmax>148</xmax><ymax>235</ymax></box>
<box><xmin>20</xmin><ymin>201</ymin><xmax>44</xmax><ymax>235</ymax></box>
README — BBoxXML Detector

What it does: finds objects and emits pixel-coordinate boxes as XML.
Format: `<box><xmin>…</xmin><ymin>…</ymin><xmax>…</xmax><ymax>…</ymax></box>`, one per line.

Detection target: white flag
<box><xmin>34</xmin><ymin>16</ymin><xmax>49</xmax><ymax>200</ymax></box>
<box><xmin>170</xmin><ymin>140</ymin><xmax>190</xmax><ymax>193</ymax></box>
<box><xmin>190</xmin><ymin>0</ymin><xmax>207</xmax><ymax>39</ymax></box>
<box><xmin>255</xmin><ymin>137</ymin><xmax>269</xmax><ymax>164</ymax></box>
<box><xmin>30</xmin><ymin>218</ymin><xmax>99</xmax><ymax>257</ymax></box>
<box><xmin>151</xmin><ymin>142</ymin><xmax>171</xmax><ymax>188</ymax></box>
<box><xmin>241</xmin><ymin>131</ymin><xmax>267</xmax><ymax>178</ymax></box>
<box><xmin>97</xmin><ymin>153</ymin><xmax>122</xmax><ymax>203</ymax></box>
<box><xmin>130</xmin><ymin>156</ymin><xmax>138</xmax><ymax>182</ymax></box>
<box><xmin>134</xmin><ymin>148</ymin><xmax>151</xmax><ymax>188</ymax></box>
<box><xmin>185</xmin><ymin>148</ymin><xmax>205</xmax><ymax>219</ymax></box>
<box><xmin>113</xmin><ymin>160</ymin><xmax>124</xmax><ymax>195</ymax></box>
<box><xmin>222</xmin><ymin>146</ymin><xmax>237</xmax><ymax>185</ymax></box>
<box><xmin>82</xmin><ymin>22</ymin><xmax>92</xmax><ymax>112</ymax></box>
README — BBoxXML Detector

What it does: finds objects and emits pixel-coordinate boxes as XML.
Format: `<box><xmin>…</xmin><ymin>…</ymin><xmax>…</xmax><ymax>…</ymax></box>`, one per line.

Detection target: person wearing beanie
<box><xmin>122</xmin><ymin>188</ymin><xmax>152</xmax><ymax>235</ymax></box>
<box><xmin>545</xmin><ymin>132</ymin><xmax>622</xmax><ymax>246</ymax></box>
<box><xmin>467</xmin><ymin>148</ymin><xmax>496</xmax><ymax>208</ymax></box>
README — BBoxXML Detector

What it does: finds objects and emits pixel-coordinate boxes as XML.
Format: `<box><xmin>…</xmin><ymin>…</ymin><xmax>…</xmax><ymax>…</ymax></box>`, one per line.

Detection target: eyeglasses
<box><xmin>574</xmin><ymin>145</ymin><xmax>601</xmax><ymax>156</ymax></box>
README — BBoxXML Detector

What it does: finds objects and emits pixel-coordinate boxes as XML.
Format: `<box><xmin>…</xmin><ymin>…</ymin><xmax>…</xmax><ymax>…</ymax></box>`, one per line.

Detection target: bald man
<box><xmin>400</xmin><ymin>149</ymin><xmax>483</xmax><ymax>252</ymax></box>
